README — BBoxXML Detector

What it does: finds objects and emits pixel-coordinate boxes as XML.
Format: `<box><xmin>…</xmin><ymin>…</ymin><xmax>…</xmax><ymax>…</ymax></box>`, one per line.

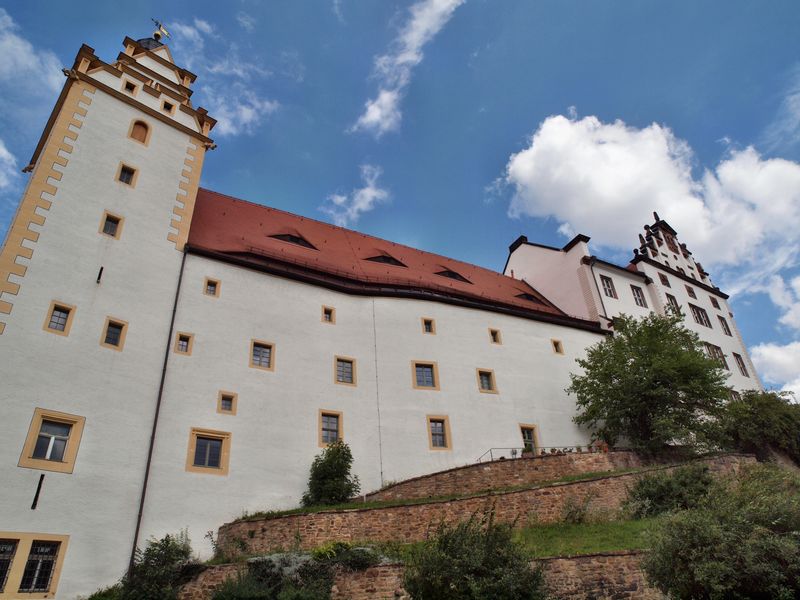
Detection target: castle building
<box><xmin>0</xmin><ymin>34</ymin><xmax>760</xmax><ymax>598</ymax></box>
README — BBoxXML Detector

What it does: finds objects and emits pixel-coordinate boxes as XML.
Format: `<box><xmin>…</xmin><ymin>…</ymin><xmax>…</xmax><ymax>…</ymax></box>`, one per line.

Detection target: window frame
<box><xmin>599</xmin><ymin>275</ymin><xmax>618</xmax><ymax>299</ymax></box>
<box><xmin>185</xmin><ymin>428</ymin><xmax>231</xmax><ymax>476</ymax></box>
<box><xmin>519</xmin><ymin>423</ymin><xmax>540</xmax><ymax>454</ymax></box>
<box><xmin>99</xmin><ymin>317</ymin><xmax>128</xmax><ymax>351</ymax></box>
<box><xmin>710</xmin><ymin>296</ymin><xmax>721</xmax><ymax>310</ymax></box>
<box><xmin>685</xmin><ymin>285</ymin><xmax>697</xmax><ymax>299</ymax></box>
<box><xmin>333</xmin><ymin>356</ymin><xmax>357</xmax><ymax>387</ymax></box>
<box><xmin>249</xmin><ymin>339</ymin><xmax>275</xmax><ymax>371</ymax></box>
<box><xmin>18</xmin><ymin>408</ymin><xmax>85</xmax><ymax>474</ymax></box>
<box><xmin>203</xmin><ymin>277</ymin><xmax>221</xmax><ymax>298</ymax></box>
<box><xmin>127</xmin><ymin>119</ymin><xmax>151</xmax><ymax>146</ymax></box>
<box><xmin>174</xmin><ymin>332</ymin><xmax>194</xmax><ymax>356</ymax></box>
<box><xmin>121</xmin><ymin>79</ymin><xmax>139</xmax><ymax>96</ymax></box>
<box><xmin>216</xmin><ymin>391</ymin><xmax>238</xmax><ymax>416</ymax></box>
<box><xmin>705</xmin><ymin>343</ymin><xmax>729</xmax><ymax>370</ymax></box>
<box><xmin>0</xmin><ymin>532</ymin><xmax>69</xmax><ymax>599</ymax></box>
<box><xmin>630</xmin><ymin>285</ymin><xmax>648</xmax><ymax>308</ymax></box>
<box><xmin>421</xmin><ymin>317</ymin><xmax>436</xmax><ymax>334</ymax></box>
<box><xmin>98</xmin><ymin>211</ymin><xmax>124</xmax><ymax>239</ymax></box>
<box><xmin>718</xmin><ymin>315</ymin><xmax>732</xmax><ymax>336</ymax></box>
<box><xmin>488</xmin><ymin>328</ymin><xmax>502</xmax><ymax>345</ymax></box>
<box><xmin>665</xmin><ymin>293</ymin><xmax>680</xmax><ymax>312</ymax></box>
<box><xmin>161</xmin><ymin>99</ymin><xmax>176</xmax><ymax>115</ymax></box>
<box><xmin>321</xmin><ymin>306</ymin><xmax>336</xmax><ymax>324</ymax></box>
<box><xmin>42</xmin><ymin>301</ymin><xmax>76</xmax><ymax>337</ymax></box>
<box><xmin>733</xmin><ymin>353</ymin><xmax>750</xmax><ymax>377</ymax></box>
<box><xmin>115</xmin><ymin>162</ymin><xmax>139</xmax><ymax>188</ymax></box>
<box><xmin>658</xmin><ymin>273</ymin><xmax>671</xmax><ymax>287</ymax></box>
<box><xmin>476</xmin><ymin>368</ymin><xmax>498</xmax><ymax>394</ymax></box>
<box><xmin>318</xmin><ymin>410</ymin><xmax>343</xmax><ymax>448</ymax></box>
<box><xmin>551</xmin><ymin>339</ymin><xmax>564</xmax><ymax>355</ymax></box>
<box><xmin>427</xmin><ymin>415</ymin><xmax>452</xmax><ymax>451</ymax></box>
<box><xmin>411</xmin><ymin>361</ymin><xmax>440</xmax><ymax>390</ymax></box>
<box><xmin>689</xmin><ymin>304</ymin><xmax>712</xmax><ymax>328</ymax></box>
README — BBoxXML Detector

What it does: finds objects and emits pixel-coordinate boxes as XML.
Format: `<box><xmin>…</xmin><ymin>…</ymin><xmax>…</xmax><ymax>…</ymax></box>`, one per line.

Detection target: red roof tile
<box><xmin>187</xmin><ymin>189</ymin><xmax>602</xmax><ymax>330</ymax></box>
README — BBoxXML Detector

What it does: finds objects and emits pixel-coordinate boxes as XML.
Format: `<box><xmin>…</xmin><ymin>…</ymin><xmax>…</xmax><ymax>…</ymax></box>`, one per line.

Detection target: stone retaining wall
<box><xmin>365</xmin><ymin>451</ymin><xmax>644</xmax><ymax>502</ymax></box>
<box><xmin>218</xmin><ymin>454</ymin><xmax>754</xmax><ymax>555</ymax></box>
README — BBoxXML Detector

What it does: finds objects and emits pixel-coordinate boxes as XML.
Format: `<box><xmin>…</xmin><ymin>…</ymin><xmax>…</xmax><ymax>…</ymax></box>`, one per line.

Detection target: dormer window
<box><xmin>365</xmin><ymin>254</ymin><xmax>406</xmax><ymax>267</ymax></box>
<box><xmin>435</xmin><ymin>269</ymin><xmax>470</xmax><ymax>284</ymax></box>
<box><xmin>516</xmin><ymin>292</ymin><xmax>544</xmax><ymax>304</ymax></box>
<box><xmin>269</xmin><ymin>233</ymin><xmax>317</xmax><ymax>250</ymax></box>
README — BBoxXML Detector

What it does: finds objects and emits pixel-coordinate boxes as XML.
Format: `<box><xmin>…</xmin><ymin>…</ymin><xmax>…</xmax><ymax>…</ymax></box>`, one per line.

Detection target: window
<box><xmin>249</xmin><ymin>340</ymin><xmax>274</xmax><ymax>371</ymax></box>
<box><xmin>334</xmin><ymin>356</ymin><xmax>356</xmax><ymax>386</ymax></box>
<box><xmin>710</xmin><ymin>296</ymin><xmax>721</xmax><ymax>310</ymax></box>
<box><xmin>516</xmin><ymin>292</ymin><xmax>544</xmax><ymax>304</ymax></box>
<box><xmin>659</xmin><ymin>273</ymin><xmax>671</xmax><ymax>287</ymax></box>
<box><xmin>18</xmin><ymin>541</ymin><xmax>61</xmax><ymax>593</ymax></box>
<box><xmin>718</xmin><ymin>315</ymin><xmax>732</xmax><ymax>336</ymax></box>
<box><xmin>365</xmin><ymin>254</ymin><xmax>406</xmax><ymax>267</ymax></box>
<box><xmin>122</xmin><ymin>80</ymin><xmax>138</xmax><ymax>94</ymax></box>
<box><xmin>100</xmin><ymin>317</ymin><xmax>128</xmax><ymax>351</ymax></box>
<box><xmin>630</xmin><ymin>285</ymin><xmax>648</xmax><ymax>308</ymax></box>
<box><xmin>162</xmin><ymin>99</ymin><xmax>175</xmax><ymax>114</ymax></box>
<box><xmin>99</xmin><ymin>212</ymin><xmax>123</xmax><ymax>239</ymax></box>
<box><xmin>43</xmin><ymin>301</ymin><xmax>75</xmax><ymax>336</ymax></box>
<box><xmin>321</xmin><ymin>306</ymin><xmax>335</xmax><ymax>324</ymax></box>
<box><xmin>174</xmin><ymin>332</ymin><xmax>194</xmax><ymax>355</ymax></box>
<box><xmin>204</xmin><ymin>278</ymin><xmax>220</xmax><ymax>297</ymax></box>
<box><xmin>705</xmin><ymin>343</ymin><xmax>729</xmax><ymax>370</ymax></box>
<box><xmin>116</xmin><ymin>163</ymin><xmax>137</xmax><ymax>187</ymax></box>
<box><xmin>19</xmin><ymin>408</ymin><xmax>85</xmax><ymax>474</ymax></box>
<box><xmin>520</xmin><ymin>424</ymin><xmax>538</xmax><ymax>453</ymax></box>
<box><xmin>427</xmin><ymin>416</ymin><xmax>451</xmax><ymax>450</ymax></box>
<box><xmin>435</xmin><ymin>269</ymin><xmax>471</xmax><ymax>284</ymax></box>
<box><xmin>128</xmin><ymin>120</ymin><xmax>150</xmax><ymax>145</ymax></box>
<box><xmin>489</xmin><ymin>328</ymin><xmax>502</xmax><ymax>344</ymax></box>
<box><xmin>421</xmin><ymin>318</ymin><xmax>436</xmax><ymax>334</ymax></box>
<box><xmin>551</xmin><ymin>339</ymin><xmax>564</xmax><ymax>354</ymax></box>
<box><xmin>0</xmin><ymin>534</ymin><xmax>68</xmax><ymax>596</ymax></box>
<box><xmin>599</xmin><ymin>275</ymin><xmax>617</xmax><ymax>298</ymax></box>
<box><xmin>733</xmin><ymin>353</ymin><xmax>750</xmax><ymax>377</ymax></box>
<box><xmin>412</xmin><ymin>361</ymin><xmax>439</xmax><ymax>390</ymax></box>
<box><xmin>186</xmin><ymin>428</ymin><xmax>231</xmax><ymax>475</ymax></box>
<box><xmin>319</xmin><ymin>410</ymin><xmax>343</xmax><ymax>446</ymax></box>
<box><xmin>217</xmin><ymin>391</ymin><xmax>238</xmax><ymax>415</ymax></box>
<box><xmin>677</xmin><ymin>267</ymin><xmax>686</xmax><ymax>275</ymax></box>
<box><xmin>666</xmin><ymin>293</ymin><xmax>680</xmax><ymax>312</ymax></box>
<box><xmin>476</xmin><ymin>369</ymin><xmax>498</xmax><ymax>394</ymax></box>
<box><xmin>0</xmin><ymin>539</ymin><xmax>16</xmax><ymax>592</ymax></box>
<box><xmin>269</xmin><ymin>233</ymin><xmax>317</xmax><ymax>250</ymax></box>
<box><xmin>689</xmin><ymin>304</ymin><xmax>712</xmax><ymax>328</ymax></box>
<box><xmin>685</xmin><ymin>285</ymin><xmax>697</xmax><ymax>299</ymax></box>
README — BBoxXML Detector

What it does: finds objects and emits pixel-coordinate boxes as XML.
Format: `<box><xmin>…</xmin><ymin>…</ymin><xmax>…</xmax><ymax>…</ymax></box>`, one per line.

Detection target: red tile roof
<box><xmin>187</xmin><ymin>189</ymin><xmax>603</xmax><ymax>331</ymax></box>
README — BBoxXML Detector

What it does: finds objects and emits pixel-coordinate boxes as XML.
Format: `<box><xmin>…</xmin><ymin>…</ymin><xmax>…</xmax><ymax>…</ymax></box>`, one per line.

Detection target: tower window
<box><xmin>100</xmin><ymin>212</ymin><xmax>123</xmax><ymax>239</ymax></box>
<box><xmin>659</xmin><ymin>273</ymin><xmax>671</xmax><ymax>287</ymax></box>
<box><xmin>204</xmin><ymin>278</ymin><xmax>220</xmax><ymax>297</ymax></box>
<box><xmin>129</xmin><ymin>120</ymin><xmax>149</xmax><ymax>145</ymax></box>
<box><xmin>162</xmin><ymin>100</ymin><xmax>175</xmax><ymax>114</ymax></box>
<box><xmin>46</xmin><ymin>305</ymin><xmax>70</xmax><ymax>333</ymax></box>
<box><xmin>101</xmin><ymin>318</ymin><xmax>128</xmax><ymax>351</ymax></box>
<box><xmin>666</xmin><ymin>294</ymin><xmax>681</xmax><ymax>312</ymax></box>
<box><xmin>520</xmin><ymin>424</ymin><xmax>538</xmax><ymax>453</ymax></box>
<box><xmin>599</xmin><ymin>275</ymin><xmax>617</xmax><ymax>299</ymax></box>
<box><xmin>335</xmin><ymin>357</ymin><xmax>356</xmax><ymax>385</ymax></box>
<box><xmin>250</xmin><ymin>340</ymin><xmax>274</xmax><ymax>370</ymax></box>
<box><xmin>710</xmin><ymin>296</ymin><xmax>721</xmax><ymax>310</ymax></box>
<box><xmin>421</xmin><ymin>318</ymin><xmax>436</xmax><ymax>334</ymax></box>
<box><xmin>122</xmin><ymin>80</ymin><xmax>138</xmax><ymax>95</ymax></box>
<box><xmin>704</xmin><ymin>343</ymin><xmax>729</xmax><ymax>370</ymax></box>
<box><xmin>685</xmin><ymin>285</ymin><xmax>697</xmax><ymax>299</ymax></box>
<box><xmin>476</xmin><ymin>369</ymin><xmax>498</xmax><ymax>393</ymax></box>
<box><xmin>551</xmin><ymin>339</ymin><xmax>564</xmax><ymax>354</ymax></box>
<box><xmin>117</xmin><ymin>164</ymin><xmax>137</xmax><ymax>186</ymax></box>
<box><xmin>322</xmin><ymin>306</ymin><xmax>336</xmax><ymax>323</ymax></box>
<box><xmin>689</xmin><ymin>304</ymin><xmax>712</xmax><ymax>328</ymax></box>
<box><xmin>413</xmin><ymin>361</ymin><xmax>439</xmax><ymax>390</ymax></box>
<box><xmin>733</xmin><ymin>353</ymin><xmax>750</xmax><ymax>377</ymax></box>
<box><xmin>174</xmin><ymin>332</ymin><xmax>194</xmax><ymax>355</ymax></box>
<box><xmin>217</xmin><ymin>392</ymin><xmax>238</xmax><ymax>415</ymax></box>
<box><xmin>718</xmin><ymin>315</ymin><xmax>732</xmax><ymax>336</ymax></box>
<box><xmin>489</xmin><ymin>328</ymin><xmax>502</xmax><ymax>344</ymax></box>
<box><xmin>631</xmin><ymin>285</ymin><xmax>648</xmax><ymax>308</ymax></box>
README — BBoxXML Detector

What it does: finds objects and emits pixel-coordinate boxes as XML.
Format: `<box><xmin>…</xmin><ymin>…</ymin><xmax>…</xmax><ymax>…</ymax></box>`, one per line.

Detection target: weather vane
<box><xmin>151</xmin><ymin>18</ymin><xmax>171</xmax><ymax>41</ymax></box>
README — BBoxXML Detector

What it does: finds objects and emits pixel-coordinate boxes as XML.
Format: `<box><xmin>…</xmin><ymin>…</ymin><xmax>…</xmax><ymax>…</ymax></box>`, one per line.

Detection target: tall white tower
<box><xmin>0</xmin><ymin>32</ymin><xmax>215</xmax><ymax>598</ymax></box>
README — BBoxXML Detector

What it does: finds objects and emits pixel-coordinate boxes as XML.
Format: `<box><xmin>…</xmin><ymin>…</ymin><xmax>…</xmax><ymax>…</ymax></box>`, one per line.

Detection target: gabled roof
<box><xmin>187</xmin><ymin>189</ymin><xmax>604</xmax><ymax>332</ymax></box>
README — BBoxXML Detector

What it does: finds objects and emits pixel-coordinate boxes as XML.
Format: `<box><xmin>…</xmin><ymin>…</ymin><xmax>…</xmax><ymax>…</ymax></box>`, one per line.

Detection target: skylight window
<box><xmin>435</xmin><ymin>269</ymin><xmax>471</xmax><ymax>284</ymax></box>
<box><xmin>365</xmin><ymin>254</ymin><xmax>406</xmax><ymax>267</ymax></box>
<box><xmin>516</xmin><ymin>292</ymin><xmax>544</xmax><ymax>304</ymax></box>
<box><xmin>269</xmin><ymin>233</ymin><xmax>317</xmax><ymax>250</ymax></box>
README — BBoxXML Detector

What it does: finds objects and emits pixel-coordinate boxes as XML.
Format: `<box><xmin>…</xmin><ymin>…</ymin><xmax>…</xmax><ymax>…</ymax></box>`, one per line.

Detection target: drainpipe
<box><xmin>128</xmin><ymin>250</ymin><xmax>187</xmax><ymax>573</ymax></box>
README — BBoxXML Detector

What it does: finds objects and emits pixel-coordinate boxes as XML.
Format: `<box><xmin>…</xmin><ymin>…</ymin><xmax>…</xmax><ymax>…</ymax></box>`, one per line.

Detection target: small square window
<box><xmin>250</xmin><ymin>340</ymin><xmax>274</xmax><ymax>370</ymax></box>
<box><xmin>710</xmin><ymin>296</ymin><xmax>721</xmax><ymax>310</ymax></box>
<box><xmin>204</xmin><ymin>278</ymin><xmax>220</xmax><ymax>297</ymax></box>
<box><xmin>217</xmin><ymin>391</ymin><xmax>238</xmax><ymax>415</ymax></box>
<box><xmin>100</xmin><ymin>212</ymin><xmax>123</xmax><ymax>238</ymax></box>
<box><xmin>162</xmin><ymin>100</ymin><xmax>175</xmax><ymax>114</ymax></box>
<box><xmin>489</xmin><ymin>328</ymin><xmax>502</xmax><ymax>344</ymax></box>
<box><xmin>476</xmin><ymin>369</ymin><xmax>498</xmax><ymax>393</ymax></box>
<box><xmin>186</xmin><ymin>428</ymin><xmax>230</xmax><ymax>475</ymax></box>
<box><xmin>413</xmin><ymin>361</ymin><xmax>439</xmax><ymax>390</ymax></box>
<box><xmin>174</xmin><ymin>332</ymin><xmax>194</xmax><ymax>355</ymax></box>
<box><xmin>19</xmin><ymin>408</ymin><xmax>86</xmax><ymax>474</ymax></box>
<box><xmin>335</xmin><ymin>356</ymin><xmax>356</xmax><ymax>386</ymax></box>
<box><xmin>551</xmin><ymin>339</ymin><xmax>564</xmax><ymax>354</ymax></box>
<box><xmin>659</xmin><ymin>273</ymin><xmax>671</xmax><ymax>287</ymax></box>
<box><xmin>321</xmin><ymin>306</ymin><xmax>336</xmax><ymax>324</ymax></box>
<box><xmin>319</xmin><ymin>410</ymin><xmax>342</xmax><ymax>447</ymax></box>
<box><xmin>421</xmin><ymin>318</ymin><xmax>436</xmax><ymax>334</ymax></box>
<box><xmin>43</xmin><ymin>301</ymin><xmax>76</xmax><ymax>337</ymax></box>
<box><xmin>100</xmin><ymin>318</ymin><xmax>128</xmax><ymax>351</ymax></box>
<box><xmin>685</xmin><ymin>285</ymin><xmax>697</xmax><ymax>299</ymax></box>
<box><xmin>123</xmin><ymin>80</ymin><xmax>137</xmax><ymax>94</ymax></box>
<box><xmin>427</xmin><ymin>416</ymin><xmax>451</xmax><ymax>450</ymax></box>
<box><xmin>117</xmin><ymin>164</ymin><xmax>136</xmax><ymax>186</ymax></box>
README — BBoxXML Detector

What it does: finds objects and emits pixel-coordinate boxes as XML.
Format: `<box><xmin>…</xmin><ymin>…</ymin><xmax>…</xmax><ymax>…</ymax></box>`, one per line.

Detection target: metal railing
<box><xmin>475</xmin><ymin>444</ymin><xmax>609</xmax><ymax>463</ymax></box>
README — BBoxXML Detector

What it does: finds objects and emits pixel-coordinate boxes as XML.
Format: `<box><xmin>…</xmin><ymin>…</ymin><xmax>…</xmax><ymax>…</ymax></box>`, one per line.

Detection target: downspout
<box><xmin>128</xmin><ymin>249</ymin><xmax>188</xmax><ymax>573</ymax></box>
<box><xmin>370</xmin><ymin>299</ymin><xmax>385</xmax><ymax>486</ymax></box>
<box><xmin>588</xmin><ymin>258</ymin><xmax>611</xmax><ymax>325</ymax></box>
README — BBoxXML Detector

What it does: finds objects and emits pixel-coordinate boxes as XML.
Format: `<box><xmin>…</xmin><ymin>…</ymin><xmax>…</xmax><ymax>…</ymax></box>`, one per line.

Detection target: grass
<box><xmin>515</xmin><ymin>517</ymin><xmax>660</xmax><ymax>558</ymax></box>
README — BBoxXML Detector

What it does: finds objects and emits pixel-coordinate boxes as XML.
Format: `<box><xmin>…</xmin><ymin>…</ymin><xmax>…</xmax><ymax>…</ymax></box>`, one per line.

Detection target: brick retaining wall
<box><xmin>364</xmin><ymin>451</ymin><xmax>644</xmax><ymax>502</ymax></box>
<box><xmin>218</xmin><ymin>454</ymin><xmax>754</xmax><ymax>555</ymax></box>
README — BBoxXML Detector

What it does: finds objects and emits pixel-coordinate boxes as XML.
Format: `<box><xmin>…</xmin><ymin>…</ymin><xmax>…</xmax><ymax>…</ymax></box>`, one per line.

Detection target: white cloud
<box><xmin>332</xmin><ymin>0</ymin><xmax>345</xmax><ymax>24</ymax></box>
<box><xmin>350</xmin><ymin>0</ymin><xmax>465</xmax><ymax>137</ymax></box>
<box><xmin>236</xmin><ymin>12</ymin><xmax>256</xmax><ymax>33</ymax></box>
<box><xmin>751</xmin><ymin>341</ymin><xmax>800</xmax><ymax>397</ymax></box>
<box><xmin>321</xmin><ymin>165</ymin><xmax>390</xmax><ymax>226</ymax></box>
<box><xmin>0</xmin><ymin>8</ymin><xmax>61</xmax><ymax>94</ymax></box>
<box><xmin>761</xmin><ymin>64</ymin><xmax>800</xmax><ymax>154</ymax></box>
<box><xmin>0</xmin><ymin>138</ymin><xmax>18</xmax><ymax>190</ymax></box>
<box><xmin>765</xmin><ymin>274</ymin><xmax>800</xmax><ymax>331</ymax></box>
<box><xmin>202</xmin><ymin>87</ymin><xmax>278</xmax><ymax>136</ymax></box>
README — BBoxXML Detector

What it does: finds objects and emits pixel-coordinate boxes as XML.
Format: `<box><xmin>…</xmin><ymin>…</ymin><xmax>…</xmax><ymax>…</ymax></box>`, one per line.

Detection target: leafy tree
<box><xmin>719</xmin><ymin>390</ymin><xmax>800</xmax><ymax>464</ymax></box>
<box><xmin>643</xmin><ymin>465</ymin><xmax>800</xmax><ymax>599</ymax></box>
<box><xmin>404</xmin><ymin>511</ymin><xmax>547</xmax><ymax>600</ymax></box>
<box><xmin>301</xmin><ymin>440</ymin><xmax>360</xmax><ymax>506</ymax></box>
<box><xmin>567</xmin><ymin>311</ymin><xmax>730</xmax><ymax>454</ymax></box>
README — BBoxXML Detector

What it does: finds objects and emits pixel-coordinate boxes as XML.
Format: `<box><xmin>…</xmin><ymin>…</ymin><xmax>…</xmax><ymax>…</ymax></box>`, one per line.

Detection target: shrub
<box><xmin>625</xmin><ymin>463</ymin><xmax>713</xmax><ymax>518</ymax></box>
<box><xmin>310</xmin><ymin>541</ymin><xmax>379</xmax><ymax>571</ymax></box>
<box><xmin>84</xmin><ymin>585</ymin><xmax>123</xmax><ymax>600</ymax></box>
<box><xmin>301</xmin><ymin>441</ymin><xmax>360</xmax><ymax>506</ymax></box>
<box><xmin>642</xmin><ymin>465</ymin><xmax>800</xmax><ymax>599</ymax></box>
<box><xmin>561</xmin><ymin>493</ymin><xmax>594</xmax><ymax>524</ymax></box>
<box><xmin>404</xmin><ymin>511</ymin><xmax>547</xmax><ymax>600</ymax></box>
<box><xmin>212</xmin><ymin>553</ymin><xmax>334</xmax><ymax>600</ymax></box>
<box><xmin>120</xmin><ymin>531</ymin><xmax>197</xmax><ymax>600</ymax></box>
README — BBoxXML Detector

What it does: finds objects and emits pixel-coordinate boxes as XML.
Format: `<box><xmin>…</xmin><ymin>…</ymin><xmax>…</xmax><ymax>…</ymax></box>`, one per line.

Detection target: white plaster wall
<box><xmin>0</xmin><ymin>83</ymin><xmax>195</xmax><ymax>598</ymax></box>
<box><xmin>589</xmin><ymin>264</ymin><xmax>655</xmax><ymax>321</ymax></box>
<box><xmin>139</xmin><ymin>254</ymin><xmax>604</xmax><ymax>558</ymax></box>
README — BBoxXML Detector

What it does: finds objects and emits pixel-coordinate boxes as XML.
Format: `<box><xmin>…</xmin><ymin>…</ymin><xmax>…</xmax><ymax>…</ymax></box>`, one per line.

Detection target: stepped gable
<box><xmin>187</xmin><ymin>189</ymin><xmax>603</xmax><ymax>332</ymax></box>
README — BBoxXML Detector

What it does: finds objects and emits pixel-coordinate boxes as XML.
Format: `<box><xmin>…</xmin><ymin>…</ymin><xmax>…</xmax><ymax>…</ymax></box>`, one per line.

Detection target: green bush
<box><xmin>301</xmin><ymin>441</ymin><xmax>360</xmax><ymax>506</ymax></box>
<box><xmin>121</xmin><ymin>531</ymin><xmax>198</xmax><ymax>600</ymax></box>
<box><xmin>560</xmin><ymin>493</ymin><xmax>595</xmax><ymax>524</ymax></box>
<box><xmin>84</xmin><ymin>585</ymin><xmax>123</xmax><ymax>600</ymax></box>
<box><xmin>404</xmin><ymin>512</ymin><xmax>547</xmax><ymax>600</ymax></box>
<box><xmin>212</xmin><ymin>553</ymin><xmax>334</xmax><ymax>600</ymax></box>
<box><xmin>642</xmin><ymin>465</ymin><xmax>800</xmax><ymax>599</ymax></box>
<box><xmin>625</xmin><ymin>463</ymin><xmax>713</xmax><ymax>518</ymax></box>
<box><xmin>719</xmin><ymin>390</ymin><xmax>800</xmax><ymax>464</ymax></box>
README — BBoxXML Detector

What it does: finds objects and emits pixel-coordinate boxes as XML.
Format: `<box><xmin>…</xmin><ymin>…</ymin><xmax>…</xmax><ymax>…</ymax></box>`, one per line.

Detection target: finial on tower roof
<box><xmin>653</xmin><ymin>211</ymin><xmax>660</xmax><ymax>222</ymax></box>
<box><xmin>151</xmin><ymin>18</ymin><xmax>171</xmax><ymax>42</ymax></box>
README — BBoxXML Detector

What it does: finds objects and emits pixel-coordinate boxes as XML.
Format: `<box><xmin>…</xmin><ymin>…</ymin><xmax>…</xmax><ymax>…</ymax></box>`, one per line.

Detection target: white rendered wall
<box><xmin>139</xmin><ymin>253</ymin><xmax>604</xmax><ymax>558</ymax></box>
<box><xmin>588</xmin><ymin>263</ymin><xmax>660</xmax><ymax>321</ymax></box>
<box><xmin>0</xmin><ymin>82</ymin><xmax>202</xmax><ymax>598</ymax></box>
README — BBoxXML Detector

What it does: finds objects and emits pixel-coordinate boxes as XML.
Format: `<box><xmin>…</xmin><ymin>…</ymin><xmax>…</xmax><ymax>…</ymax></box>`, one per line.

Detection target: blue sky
<box><xmin>1</xmin><ymin>1</ymin><xmax>799</xmax><ymax>393</ymax></box>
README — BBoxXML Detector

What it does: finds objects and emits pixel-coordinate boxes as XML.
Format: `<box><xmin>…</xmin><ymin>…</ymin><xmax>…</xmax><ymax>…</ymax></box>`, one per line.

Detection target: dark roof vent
<box><xmin>435</xmin><ymin>269</ymin><xmax>471</xmax><ymax>284</ymax></box>
<box><xmin>269</xmin><ymin>233</ymin><xmax>317</xmax><ymax>250</ymax></box>
<box><xmin>516</xmin><ymin>292</ymin><xmax>544</xmax><ymax>304</ymax></box>
<box><xmin>365</xmin><ymin>254</ymin><xmax>406</xmax><ymax>267</ymax></box>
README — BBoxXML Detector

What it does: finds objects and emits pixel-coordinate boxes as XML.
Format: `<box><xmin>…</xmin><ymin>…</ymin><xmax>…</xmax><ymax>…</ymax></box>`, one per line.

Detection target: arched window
<box><xmin>129</xmin><ymin>121</ymin><xmax>149</xmax><ymax>144</ymax></box>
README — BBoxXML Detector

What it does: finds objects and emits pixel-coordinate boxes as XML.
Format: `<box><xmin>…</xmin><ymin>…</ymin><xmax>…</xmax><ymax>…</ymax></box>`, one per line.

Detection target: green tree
<box><xmin>719</xmin><ymin>390</ymin><xmax>800</xmax><ymax>464</ymax></box>
<box><xmin>567</xmin><ymin>311</ymin><xmax>729</xmax><ymax>454</ymax></box>
<box><xmin>404</xmin><ymin>512</ymin><xmax>547</xmax><ymax>600</ymax></box>
<box><xmin>121</xmin><ymin>532</ymin><xmax>197</xmax><ymax>600</ymax></box>
<box><xmin>301</xmin><ymin>440</ymin><xmax>360</xmax><ymax>506</ymax></box>
<box><xmin>643</xmin><ymin>465</ymin><xmax>800</xmax><ymax>599</ymax></box>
